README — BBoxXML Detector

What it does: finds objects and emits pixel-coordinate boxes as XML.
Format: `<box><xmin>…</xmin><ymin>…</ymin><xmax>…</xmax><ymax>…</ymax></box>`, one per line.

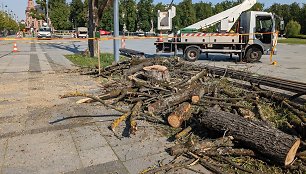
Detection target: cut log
<box><xmin>143</xmin><ymin>65</ymin><xmax>170</xmax><ymax>82</ymax></box>
<box><xmin>124</xmin><ymin>61</ymin><xmax>153</xmax><ymax>76</ymax></box>
<box><xmin>168</xmin><ymin>102</ymin><xmax>192</xmax><ymax>128</ymax></box>
<box><xmin>198</xmin><ymin>109</ymin><xmax>300</xmax><ymax>166</ymax></box>
<box><xmin>191</xmin><ymin>85</ymin><xmax>214</xmax><ymax>104</ymax></box>
<box><xmin>148</xmin><ymin>85</ymin><xmax>212</xmax><ymax>114</ymax></box>
<box><xmin>180</xmin><ymin>69</ymin><xmax>208</xmax><ymax>87</ymax></box>
<box><xmin>191</xmin><ymin>96</ymin><xmax>200</xmax><ymax>104</ymax></box>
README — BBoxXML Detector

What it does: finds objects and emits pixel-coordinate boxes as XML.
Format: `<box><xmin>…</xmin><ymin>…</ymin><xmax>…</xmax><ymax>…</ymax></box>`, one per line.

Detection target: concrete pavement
<box><xmin>0</xmin><ymin>40</ymin><xmax>210</xmax><ymax>173</ymax></box>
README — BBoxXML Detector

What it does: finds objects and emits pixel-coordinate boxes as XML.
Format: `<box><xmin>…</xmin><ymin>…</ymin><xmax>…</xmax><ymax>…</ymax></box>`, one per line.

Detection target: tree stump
<box><xmin>143</xmin><ymin>65</ymin><xmax>170</xmax><ymax>82</ymax></box>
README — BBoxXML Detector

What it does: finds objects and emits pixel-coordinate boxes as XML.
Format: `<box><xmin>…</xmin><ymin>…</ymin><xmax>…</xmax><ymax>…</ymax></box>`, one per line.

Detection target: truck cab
<box><xmin>240</xmin><ymin>11</ymin><xmax>277</xmax><ymax>62</ymax></box>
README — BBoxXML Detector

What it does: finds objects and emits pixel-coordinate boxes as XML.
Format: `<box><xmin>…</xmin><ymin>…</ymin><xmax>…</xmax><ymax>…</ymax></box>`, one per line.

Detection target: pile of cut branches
<box><xmin>61</xmin><ymin>57</ymin><xmax>306</xmax><ymax>173</ymax></box>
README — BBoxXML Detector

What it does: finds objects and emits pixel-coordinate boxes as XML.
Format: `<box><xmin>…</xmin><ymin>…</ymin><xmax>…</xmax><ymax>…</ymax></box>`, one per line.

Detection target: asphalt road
<box><xmin>1</xmin><ymin>38</ymin><xmax>306</xmax><ymax>83</ymax></box>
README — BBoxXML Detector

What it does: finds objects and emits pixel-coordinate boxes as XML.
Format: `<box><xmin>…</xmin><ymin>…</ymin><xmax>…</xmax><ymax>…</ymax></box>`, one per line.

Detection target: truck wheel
<box><xmin>184</xmin><ymin>47</ymin><xmax>200</xmax><ymax>62</ymax></box>
<box><xmin>245</xmin><ymin>47</ymin><xmax>262</xmax><ymax>63</ymax></box>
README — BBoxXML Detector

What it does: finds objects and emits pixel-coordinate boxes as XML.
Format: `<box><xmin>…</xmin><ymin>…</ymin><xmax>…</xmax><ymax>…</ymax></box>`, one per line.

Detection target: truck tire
<box><xmin>244</xmin><ymin>47</ymin><xmax>262</xmax><ymax>63</ymax></box>
<box><xmin>184</xmin><ymin>47</ymin><xmax>200</xmax><ymax>62</ymax></box>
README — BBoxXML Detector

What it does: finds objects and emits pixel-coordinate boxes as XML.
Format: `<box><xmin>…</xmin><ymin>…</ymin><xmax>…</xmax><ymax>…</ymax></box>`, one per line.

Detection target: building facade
<box><xmin>25</xmin><ymin>0</ymin><xmax>51</xmax><ymax>32</ymax></box>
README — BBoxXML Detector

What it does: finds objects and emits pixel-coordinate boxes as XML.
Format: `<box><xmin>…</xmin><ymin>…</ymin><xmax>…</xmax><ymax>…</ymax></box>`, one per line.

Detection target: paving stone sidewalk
<box><xmin>0</xmin><ymin>41</ymin><xmax>211</xmax><ymax>174</ymax></box>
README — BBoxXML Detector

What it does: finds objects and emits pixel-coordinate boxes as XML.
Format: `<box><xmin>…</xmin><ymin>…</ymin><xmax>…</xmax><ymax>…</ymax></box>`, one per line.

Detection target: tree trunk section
<box><xmin>143</xmin><ymin>65</ymin><xmax>170</xmax><ymax>82</ymax></box>
<box><xmin>198</xmin><ymin>109</ymin><xmax>300</xmax><ymax>166</ymax></box>
<box><xmin>147</xmin><ymin>85</ymin><xmax>206</xmax><ymax>114</ymax></box>
<box><xmin>167</xmin><ymin>102</ymin><xmax>192</xmax><ymax>128</ymax></box>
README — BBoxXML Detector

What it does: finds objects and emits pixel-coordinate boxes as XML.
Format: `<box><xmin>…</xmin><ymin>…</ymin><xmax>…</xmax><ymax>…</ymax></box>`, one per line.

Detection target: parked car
<box><xmin>37</xmin><ymin>27</ymin><xmax>52</xmax><ymax>39</ymax></box>
<box><xmin>99</xmin><ymin>29</ymin><xmax>111</xmax><ymax>36</ymax></box>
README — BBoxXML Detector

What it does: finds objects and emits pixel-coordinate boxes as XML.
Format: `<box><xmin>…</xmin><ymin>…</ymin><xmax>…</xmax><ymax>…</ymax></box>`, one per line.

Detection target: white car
<box><xmin>37</xmin><ymin>27</ymin><xmax>52</xmax><ymax>39</ymax></box>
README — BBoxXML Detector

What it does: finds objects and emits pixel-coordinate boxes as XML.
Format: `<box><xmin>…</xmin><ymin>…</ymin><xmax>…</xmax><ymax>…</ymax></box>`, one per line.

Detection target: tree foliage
<box><xmin>137</xmin><ymin>0</ymin><xmax>154</xmax><ymax>32</ymax></box>
<box><xmin>49</xmin><ymin>0</ymin><xmax>72</xmax><ymax>30</ymax></box>
<box><xmin>120</xmin><ymin>0</ymin><xmax>137</xmax><ymax>32</ymax></box>
<box><xmin>70</xmin><ymin>0</ymin><xmax>86</xmax><ymax>28</ymax></box>
<box><xmin>99</xmin><ymin>6</ymin><xmax>113</xmax><ymax>31</ymax></box>
<box><xmin>25</xmin><ymin>0</ymin><xmax>306</xmax><ymax>35</ymax></box>
<box><xmin>0</xmin><ymin>12</ymin><xmax>19</xmax><ymax>32</ymax></box>
<box><xmin>285</xmin><ymin>20</ymin><xmax>301</xmax><ymax>37</ymax></box>
<box><xmin>176</xmin><ymin>0</ymin><xmax>196</xmax><ymax>28</ymax></box>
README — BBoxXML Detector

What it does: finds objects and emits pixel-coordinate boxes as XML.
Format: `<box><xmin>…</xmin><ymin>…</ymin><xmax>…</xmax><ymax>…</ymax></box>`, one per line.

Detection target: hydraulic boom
<box><xmin>185</xmin><ymin>0</ymin><xmax>256</xmax><ymax>32</ymax></box>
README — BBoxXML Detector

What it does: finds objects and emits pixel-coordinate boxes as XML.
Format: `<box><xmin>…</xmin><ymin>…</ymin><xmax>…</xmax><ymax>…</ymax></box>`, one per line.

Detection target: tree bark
<box><xmin>88</xmin><ymin>0</ymin><xmax>94</xmax><ymax>57</ymax></box>
<box><xmin>198</xmin><ymin>109</ymin><xmax>300</xmax><ymax>166</ymax></box>
<box><xmin>147</xmin><ymin>85</ymin><xmax>212</xmax><ymax>114</ymax></box>
<box><xmin>167</xmin><ymin>102</ymin><xmax>192</xmax><ymax>128</ymax></box>
<box><xmin>124</xmin><ymin>61</ymin><xmax>153</xmax><ymax>76</ymax></box>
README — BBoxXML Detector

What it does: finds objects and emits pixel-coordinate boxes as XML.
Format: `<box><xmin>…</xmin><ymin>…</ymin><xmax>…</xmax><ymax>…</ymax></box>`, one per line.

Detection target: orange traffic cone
<box><xmin>158</xmin><ymin>31</ymin><xmax>163</xmax><ymax>42</ymax></box>
<box><xmin>12</xmin><ymin>43</ymin><xmax>18</xmax><ymax>52</ymax></box>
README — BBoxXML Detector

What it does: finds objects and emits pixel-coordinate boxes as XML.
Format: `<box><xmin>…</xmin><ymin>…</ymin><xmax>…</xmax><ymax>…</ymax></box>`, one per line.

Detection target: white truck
<box><xmin>76</xmin><ymin>27</ymin><xmax>88</xmax><ymax>38</ymax></box>
<box><xmin>155</xmin><ymin>0</ymin><xmax>284</xmax><ymax>63</ymax></box>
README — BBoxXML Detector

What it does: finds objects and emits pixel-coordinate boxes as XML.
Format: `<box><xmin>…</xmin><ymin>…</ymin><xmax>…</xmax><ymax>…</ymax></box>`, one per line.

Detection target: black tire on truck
<box><xmin>184</xmin><ymin>46</ymin><xmax>201</xmax><ymax>62</ymax></box>
<box><xmin>244</xmin><ymin>46</ymin><xmax>262</xmax><ymax>63</ymax></box>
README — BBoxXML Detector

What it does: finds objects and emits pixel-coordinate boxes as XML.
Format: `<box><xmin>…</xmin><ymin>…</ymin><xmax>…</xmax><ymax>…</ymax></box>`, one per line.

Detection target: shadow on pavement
<box><xmin>49</xmin><ymin>114</ymin><xmax>121</xmax><ymax>124</ymax></box>
<box><xmin>42</xmin><ymin>42</ymin><xmax>83</xmax><ymax>54</ymax></box>
<box><xmin>145</xmin><ymin>53</ymin><xmax>238</xmax><ymax>63</ymax></box>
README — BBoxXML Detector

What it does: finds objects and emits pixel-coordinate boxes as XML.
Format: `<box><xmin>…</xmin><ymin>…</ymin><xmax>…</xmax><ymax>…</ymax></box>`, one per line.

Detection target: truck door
<box><xmin>255</xmin><ymin>15</ymin><xmax>273</xmax><ymax>44</ymax></box>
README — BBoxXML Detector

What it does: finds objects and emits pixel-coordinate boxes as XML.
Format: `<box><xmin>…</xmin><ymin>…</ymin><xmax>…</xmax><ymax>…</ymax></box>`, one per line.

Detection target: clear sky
<box><xmin>0</xmin><ymin>0</ymin><xmax>305</xmax><ymax>21</ymax></box>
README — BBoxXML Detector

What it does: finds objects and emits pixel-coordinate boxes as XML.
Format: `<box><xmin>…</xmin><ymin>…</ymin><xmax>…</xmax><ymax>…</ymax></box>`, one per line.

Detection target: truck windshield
<box><xmin>39</xmin><ymin>28</ymin><xmax>51</xmax><ymax>32</ymax></box>
<box><xmin>256</xmin><ymin>16</ymin><xmax>273</xmax><ymax>32</ymax></box>
<box><xmin>255</xmin><ymin>16</ymin><xmax>273</xmax><ymax>44</ymax></box>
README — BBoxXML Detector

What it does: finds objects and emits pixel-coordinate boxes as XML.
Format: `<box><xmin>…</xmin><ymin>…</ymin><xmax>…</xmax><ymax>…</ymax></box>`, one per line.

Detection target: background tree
<box><xmin>301</xmin><ymin>4</ymin><xmax>306</xmax><ymax>34</ymax></box>
<box><xmin>285</xmin><ymin>20</ymin><xmax>301</xmax><ymax>37</ymax></box>
<box><xmin>120</xmin><ymin>0</ymin><xmax>137</xmax><ymax>32</ymax></box>
<box><xmin>137</xmin><ymin>0</ymin><xmax>154</xmax><ymax>32</ymax></box>
<box><xmin>194</xmin><ymin>2</ymin><xmax>213</xmax><ymax>22</ymax></box>
<box><xmin>70</xmin><ymin>0</ymin><xmax>86</xmax><ymax>28</ymax></box>
<box><xmin>172</xmin><ymin>5</ymin><xmax>183</xmax><ymax>29</ymax></box>
<box><xmin>99</xmin><ymin>6</ymin><xmax>113</xmax><ymax>31</ymax></box>
<box><xmin>251</xmin><ymin>2</ymin><xmax>264</xmax><ymax>11</ymax></box>
<box><xmin>176</xmin><ymin>0</ymin><xmax>196</xmax><ymax>28</ymax></box>
<box><xmin>214</xmin><ymin>0</ymin><xmax>236</xmax><ymax>14</ymax></box>
<box><xmin>35</xmin><ymin>0</ymin><xmax>47</xmax><ymax>21</ymax></box>
<box><xmin>0</xmin><ymin>12</ymin><xmax>18</xmax><ymax>32</ymax></box>
<box><xmin>49</xmin><ymin>0</ymin><xmax>72</xmax><ymax>30</ymax></box>
<box><xmin>19</xmin><ymin>23</ymin><xmax>26</xmax><ymax>31</ymax></box>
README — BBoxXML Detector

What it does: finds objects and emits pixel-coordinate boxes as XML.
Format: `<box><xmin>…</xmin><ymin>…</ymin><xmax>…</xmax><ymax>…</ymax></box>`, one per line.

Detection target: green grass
<box><xmin>278</xmin><ymin>38</ymin><xmax>306</xmax><ymax>45</ymax></box>
<box><xmin>65</xmin><ymin>53</ymin><xmax>116</xmax><ymax>68</ymax></box>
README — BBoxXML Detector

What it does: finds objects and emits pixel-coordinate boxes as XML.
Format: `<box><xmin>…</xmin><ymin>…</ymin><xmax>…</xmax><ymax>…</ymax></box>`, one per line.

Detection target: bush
<box><xmin>285</xmin><ymin>20</ymin><xmax>301</xmax><ymax>38</ymax></box>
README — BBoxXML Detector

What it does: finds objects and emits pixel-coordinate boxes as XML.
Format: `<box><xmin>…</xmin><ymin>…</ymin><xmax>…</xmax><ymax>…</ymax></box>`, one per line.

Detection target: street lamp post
<box><xmin>113</xmin><ymin>0</ymin><xmax>119</xmax><ymax>62</ymax></box>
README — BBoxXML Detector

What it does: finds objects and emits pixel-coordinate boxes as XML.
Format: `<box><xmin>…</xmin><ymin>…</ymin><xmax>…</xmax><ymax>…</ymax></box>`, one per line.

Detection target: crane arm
<box><xmin>185</xmin><ymin>0</ymin><xmax>256</xmax><ymax>32</ymax></box>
